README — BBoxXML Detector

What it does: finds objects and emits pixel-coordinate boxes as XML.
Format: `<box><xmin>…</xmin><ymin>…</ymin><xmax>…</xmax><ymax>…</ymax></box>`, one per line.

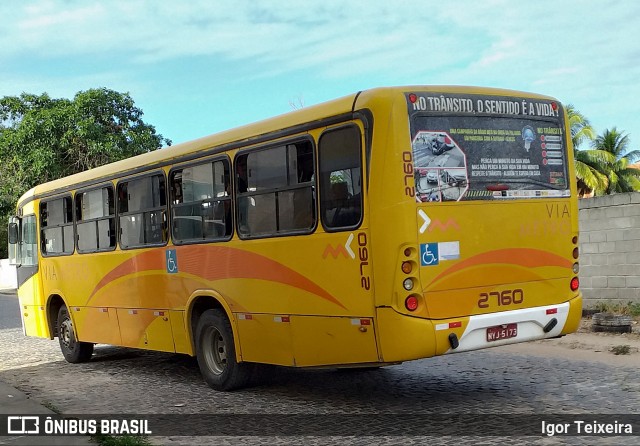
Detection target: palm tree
<box><xmin>566</xmin><ymin>104</ymin><xmax>596</xmax><ymax>149</ymax></box>
<box><xmin>593</xmin><ymin>128</ymin><xmax>640</xmax><ymax>194</ymax></box>
<box><xmin>574</xmin><ymin>150</ymin><xmax>612</xmax><ymax>196</ymax></box>
<box><xmin>567</xmin><ymin>105</ymin><xmax>612</xmax><ymax>196</ymax></box>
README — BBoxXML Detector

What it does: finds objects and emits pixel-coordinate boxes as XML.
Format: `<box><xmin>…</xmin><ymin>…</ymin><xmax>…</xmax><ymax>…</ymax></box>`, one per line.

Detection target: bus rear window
<box><xmin>407</xmin><ymin>92</ymin><xmax>570</xmax><ymax>202</ymax></box>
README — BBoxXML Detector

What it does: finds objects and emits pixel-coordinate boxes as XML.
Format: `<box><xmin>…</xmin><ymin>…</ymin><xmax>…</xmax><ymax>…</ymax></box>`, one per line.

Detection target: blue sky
<box><xmin>2</xmin><ymin>0</ymin><xmax>639</xmax><ymax>150</ymax></box>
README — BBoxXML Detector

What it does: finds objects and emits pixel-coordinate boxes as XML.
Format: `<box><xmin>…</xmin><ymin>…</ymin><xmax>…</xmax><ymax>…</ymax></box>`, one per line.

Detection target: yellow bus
<box><xmin>8</xmin><ymin>86</ymin><xmax>582</xmax><ymax>390</ymax></box>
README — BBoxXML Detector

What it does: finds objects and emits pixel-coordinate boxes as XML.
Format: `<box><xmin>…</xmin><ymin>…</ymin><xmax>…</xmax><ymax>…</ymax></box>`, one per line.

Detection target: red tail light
<box><xmin>570</xmin><ymin>277</ymin><xmax>579</xmax><ymax>291</ymax></box>
<box><xmin>405</xmin><ymin>296</ymin><xmax>419</xmax><ymax>311</ymax></box>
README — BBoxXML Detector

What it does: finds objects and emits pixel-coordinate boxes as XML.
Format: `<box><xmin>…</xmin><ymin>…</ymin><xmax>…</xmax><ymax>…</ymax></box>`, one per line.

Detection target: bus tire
<box><xmin>57</xmin><ymin>306</ymin><xmax>93</xmax><ymax>363</ymax></box>
<box><xmin>195</xmin><ymin>309</ymin><xmax>251</xmax><ymax>391</ymax></box>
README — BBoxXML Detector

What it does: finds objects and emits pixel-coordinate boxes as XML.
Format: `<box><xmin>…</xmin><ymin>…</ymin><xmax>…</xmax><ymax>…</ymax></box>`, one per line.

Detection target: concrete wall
<box><xmin>579</xmin><ymin>192</ymin><xmax>640</xmax><ymax>304</ymax></box>
<box><xmin>0</xmin><ymin>259</ymin><xmax>17</xmax><ymax>290</ymax></box>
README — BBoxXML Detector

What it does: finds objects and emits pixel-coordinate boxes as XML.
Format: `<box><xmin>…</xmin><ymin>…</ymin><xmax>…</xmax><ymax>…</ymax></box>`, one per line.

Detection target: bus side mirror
<box><xmin>8</xmin><ymin>221</ymin><xmax>19</xmax><ymax>244</ymax></box>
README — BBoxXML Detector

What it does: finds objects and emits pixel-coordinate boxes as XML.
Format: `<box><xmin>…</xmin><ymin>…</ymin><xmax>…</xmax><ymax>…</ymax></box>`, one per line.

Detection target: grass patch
<box><xmin>91</xmin><ymin>434</ymin><xmax>152</xmax><ymax>446</ymax></box>
<box><xmin>591</xmin><ymin>301</ymin><xmax>640</xmax><ymax>318</ymax></box>
<box><xmin>610</xmin><ymin>345</ymin><xmax>631</xmax><ymax>355</ymax></box>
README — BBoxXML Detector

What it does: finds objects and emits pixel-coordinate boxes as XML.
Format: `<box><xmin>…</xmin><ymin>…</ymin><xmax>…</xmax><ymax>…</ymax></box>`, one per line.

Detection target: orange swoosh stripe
<box><xmin>88</xmin><ymin>245</ymin><xmax>345</xmax><ymax>309</ymax></box>
<box><xmin>427</xmin><ymin>248</ymin><xmax>572</xmax><ymax>288</ymax></box>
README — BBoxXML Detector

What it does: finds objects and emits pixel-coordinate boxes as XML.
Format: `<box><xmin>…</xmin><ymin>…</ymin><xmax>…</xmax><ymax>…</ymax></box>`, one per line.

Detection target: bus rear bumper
<box><xmin>444</xmin><ymin>293</ymin><xmax>582</xmax><ymax>354</ymax></box>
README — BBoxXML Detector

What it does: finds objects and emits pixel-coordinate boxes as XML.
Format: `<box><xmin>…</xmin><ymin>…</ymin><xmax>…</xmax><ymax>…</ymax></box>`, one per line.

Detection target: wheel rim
<box><xmin>60</xmin><ymin>318</ymin><xmax>73</xmax><ymax>349</ymax></box>
<box><xmin>202</xmin><ymin>326</ymin><xmax>227</xmax><ymax>375</ymax></box>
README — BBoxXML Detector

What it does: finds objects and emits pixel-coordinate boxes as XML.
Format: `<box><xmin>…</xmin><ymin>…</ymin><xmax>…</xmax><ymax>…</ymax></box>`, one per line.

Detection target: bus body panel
<box><xmin>18</xmin><ymin>274</ymin><xmax>48</xmax><ymax>338</ymax></box>
<box><xmin>169</xmin><ymin>310</ymin><xmax>191</xmax><ymax>354</ymax></box>
<box><xmin>289</xmin><ymin>315</ymin><xmax>379</xmax><ymax>366</ymax></box>
<box><xmin>72</xmin><ymin>306</ymin><xmax>122</xmax><ymax>345</ymax></box>
<box><xmin>236</xmin><ymin>313</ymin><xmax>294</xmax><ymax>365</ymax></box>
<box><xmin>415</xmin><ymin>200</ymin><xmax>576</xmax><ymax>319</ymax></box>
<box><xmin>375</xmin><ymin>307</ymin><xmax>436</xmax><ymax>362</ymax></box>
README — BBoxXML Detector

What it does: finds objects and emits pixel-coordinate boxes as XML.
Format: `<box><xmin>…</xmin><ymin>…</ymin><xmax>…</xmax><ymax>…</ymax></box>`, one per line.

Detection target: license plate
<box><xmin>486</xmin><ymin>323</ymin><xmax>517</xmax><ymax>342</ymax></box>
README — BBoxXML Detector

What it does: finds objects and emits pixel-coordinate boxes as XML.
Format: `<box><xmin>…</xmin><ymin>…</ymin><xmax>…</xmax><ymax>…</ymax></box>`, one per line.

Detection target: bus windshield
<box><xmin>408</xmin><ymin>92</ymin><xmax>570</xmax><ymax>202</ymax></box>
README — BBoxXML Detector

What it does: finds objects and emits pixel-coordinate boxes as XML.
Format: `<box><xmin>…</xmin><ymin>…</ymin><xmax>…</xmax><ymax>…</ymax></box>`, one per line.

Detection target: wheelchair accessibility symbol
<box><xmin>166</xmin><ymin>249</ymin><xmax>178</xmax><ymax>274</ymax></box>
<box><xmin>420</xmin><ymin>243</ymin><xmax>439</xmax><ymax>266</ymax></box>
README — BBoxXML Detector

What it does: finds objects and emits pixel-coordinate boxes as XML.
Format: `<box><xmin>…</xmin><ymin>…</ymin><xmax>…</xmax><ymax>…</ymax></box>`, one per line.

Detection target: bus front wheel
<box><xmin>57</xmin><ymin>306</ymin><xmax>94</xmax><ymax>363</ymax></box>
<box><xmin>195</xmin><ymin>309</ymin><xmax>251</xmax><ymax>391</ymax></box>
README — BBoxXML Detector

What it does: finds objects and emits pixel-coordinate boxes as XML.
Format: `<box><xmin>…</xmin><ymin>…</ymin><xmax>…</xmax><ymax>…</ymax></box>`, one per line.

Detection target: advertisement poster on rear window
<box><xmin>406</xmin><ymin>92</ymin><xmax>570</xmax><ymax>202</ymax></box>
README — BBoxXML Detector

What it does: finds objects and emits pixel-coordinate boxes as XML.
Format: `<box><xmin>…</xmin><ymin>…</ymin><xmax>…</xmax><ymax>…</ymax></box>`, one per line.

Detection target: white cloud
<box><xmin>1</xmin><ymin>0</ymin><xmax>639</xmax><ymax>141</ymax></box>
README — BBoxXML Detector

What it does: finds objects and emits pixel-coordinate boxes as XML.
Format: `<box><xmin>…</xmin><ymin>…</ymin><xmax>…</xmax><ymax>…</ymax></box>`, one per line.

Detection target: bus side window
<box><xmin>75</xmin><ymin>186</ymin><xmax>116</xmax><ymax>253</ymax></box>
<box><xmin>40</xmin><ymin>196</ymin><xmax>74</xmax><ymax>256</ymax></box>
<box><xmin>236</xmin><ymin>140</ymin><xmax>316</xmax><ymax>238</ymax></box>
<box><xmin>170</xmin><ymin>159</ymin><xmax>232</xmax><ymax>243</ymax></box>
<box><xmin>319</xmin><ymin>125</ymin><xmax>363</xmax><ymax>230</ymax></box>
<box><xmin>117</xmin><ymin>173</ymin><xmax>168</xmax><ymax>249</ymax></box>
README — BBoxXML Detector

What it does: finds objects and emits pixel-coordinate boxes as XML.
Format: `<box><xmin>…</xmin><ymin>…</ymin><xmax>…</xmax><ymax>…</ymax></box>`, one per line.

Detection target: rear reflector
<box><xmin>546</xmin><ymin>308</ymin><xmax>558</xmax><ymax>315</ymax></box>
<box><xmin>351</xmin><ymin>318</ymin><xmax>371</xmax><ymax>326</ymax></box>
<box><xmin>435</xmin><ymin>321</ymin><xmax>462</xmax><ymax>330</ymax></box>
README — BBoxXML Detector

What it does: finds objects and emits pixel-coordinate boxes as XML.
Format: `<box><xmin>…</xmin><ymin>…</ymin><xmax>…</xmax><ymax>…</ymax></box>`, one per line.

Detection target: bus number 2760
<box><xmin>478</xmin><ymin>289</ymin><xmax>524</xmax><ymax>309</ymax></box>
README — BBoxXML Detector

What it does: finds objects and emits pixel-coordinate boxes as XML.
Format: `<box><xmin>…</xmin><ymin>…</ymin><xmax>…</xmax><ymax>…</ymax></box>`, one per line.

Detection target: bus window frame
<box><xmin>74</xmin><ymin>182</ymin><xmax>117</xmax><ymax>254</ymax></box>
<box><xmin>168</xmin><ymin>154</ymin><xmax>234</xmax><ymax>245</ymax></box>
<box><xmin>116</xmin><ymin>170</ymin><xmax>169</xmax><ymax>250</ymax></box>
<box><xmin>318</xmin><ymin>123</ymin><xmax>365</xmax><ymax>233</ymax></box>
<box><xmin>39</xmin><ymin>194</ymin><xmax>76</xmax><ymax>257</ymax></box>
<box><xmin>234</xmin><ymin>135</ymin><xmax>318</xmax><ymax>240</ymax></box>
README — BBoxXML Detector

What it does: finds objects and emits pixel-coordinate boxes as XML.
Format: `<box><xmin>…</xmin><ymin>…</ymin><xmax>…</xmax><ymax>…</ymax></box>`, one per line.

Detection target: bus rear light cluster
<box><xmin>401</xmin><ymin>247</ymin><xmax>420</xmax><ymax>311</ymax></box>
<box><xmin>571</xmin><ymin>235</ymin><xmax>580</xmax><ymax>277</ymax></box>
<box><xmin>570</xmin><ymin>277</ymin><xmax>579</xmax><ymax>291</ymax></box>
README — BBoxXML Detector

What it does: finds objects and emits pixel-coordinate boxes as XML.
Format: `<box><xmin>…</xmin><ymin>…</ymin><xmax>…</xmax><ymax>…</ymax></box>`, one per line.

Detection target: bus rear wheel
<box><xmin>195</xmin><ymin>309</ymin><xmax>251</xmax><ymax>391</ymax></box>
<box><xmin>57</xmin><ymin>306</ymin><xmax>93</xmax><ymax>363</ymax></box>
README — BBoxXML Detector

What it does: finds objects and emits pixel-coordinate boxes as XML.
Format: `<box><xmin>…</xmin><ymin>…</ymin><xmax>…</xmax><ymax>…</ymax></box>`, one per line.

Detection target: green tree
<box><xmin>0</xmin><ymin>88</ymin><xmax>171</xmax><ymax>257</ymax></box>
<box><xmin>566</xmin><ymin>104</ymin><xmax>596</xmax><ymax>149</ymax></box>
<box><xmin>574</xmin><ymin>149</ymin><xmax>613</xmax><ymax>196</ymax></box>
<box><xmin>567</xmin><ymin>105</ymin><xmax>611</xmax><ymax>196</ymax></box>
<box><xmin>593</xmin><ymin>128</ymin><xmax>640</xmax><ymax>194</ymax></box>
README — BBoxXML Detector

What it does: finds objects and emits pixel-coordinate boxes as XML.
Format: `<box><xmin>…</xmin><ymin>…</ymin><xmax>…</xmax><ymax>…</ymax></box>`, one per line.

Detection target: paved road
<box><xmin>1</xmin><ymin>292</ymin><xmax>638</xmax><ymax>445</ymax></box>
<box><xmin>0</xmin><ymin>292</ymin><xmax>21</xmax><ymax>329</ymax></box>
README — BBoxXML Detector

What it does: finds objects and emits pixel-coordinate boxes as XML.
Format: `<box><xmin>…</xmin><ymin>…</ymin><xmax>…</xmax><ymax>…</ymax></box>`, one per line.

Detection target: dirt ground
<box><xmin>501</xmin><ymin>317</ymin><xmax>640</xmax><ymax>366</ymax></box>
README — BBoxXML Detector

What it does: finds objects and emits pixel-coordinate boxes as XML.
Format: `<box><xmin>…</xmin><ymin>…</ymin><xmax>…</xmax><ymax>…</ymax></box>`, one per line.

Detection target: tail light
<box><xmin>570</xmin><ymin>277</ymin><xmax>579</xmax><ymax>291</ymax></box>
<box><xmin>405</xmin><ymin>296</ymin><xmax>419</xmax><ymax>311</ymax></box>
